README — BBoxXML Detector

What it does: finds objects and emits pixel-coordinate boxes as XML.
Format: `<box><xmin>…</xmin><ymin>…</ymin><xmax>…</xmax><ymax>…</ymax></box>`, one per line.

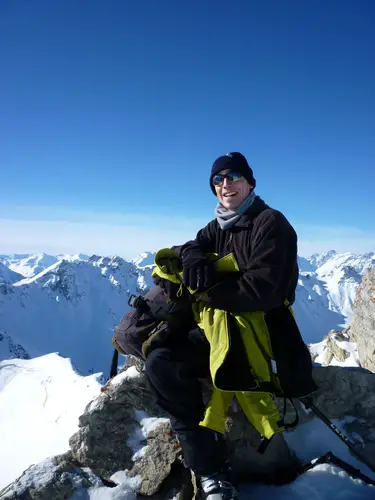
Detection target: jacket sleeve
<box><xmin>202</xmin><ymin>211</ymin><xmax>298</xmax><ymax>313</ymax></box>
<box><xmin>179</xmin><ymin>220</ymin><xmax>217</xmax><ymax>261</ymax></box>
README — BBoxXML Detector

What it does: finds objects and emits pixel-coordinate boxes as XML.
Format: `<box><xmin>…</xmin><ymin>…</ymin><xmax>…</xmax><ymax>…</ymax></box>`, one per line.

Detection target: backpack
<box><xmin>112</xmin><ymin>285</ymin><xmax>193</xmax><ymax>361</ymax></box>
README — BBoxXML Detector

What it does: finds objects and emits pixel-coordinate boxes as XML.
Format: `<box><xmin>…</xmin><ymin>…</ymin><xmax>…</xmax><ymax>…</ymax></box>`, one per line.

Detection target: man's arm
<box><xmin>179</xmin><ymin>220</ymin><xmax>217</xmax><ymax>260</ymax></box>
<box><xmin>200</xmin><ymin>211</ymin><xmax>298</xmax><ymax>313</ymax></box>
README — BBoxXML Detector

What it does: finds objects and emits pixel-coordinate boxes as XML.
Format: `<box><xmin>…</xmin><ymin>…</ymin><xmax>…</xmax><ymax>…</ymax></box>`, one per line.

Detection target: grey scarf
<box><xmin>215</xmin><ymin>190</ymin><xmax>257</xmax><ymax>230</ymax></box>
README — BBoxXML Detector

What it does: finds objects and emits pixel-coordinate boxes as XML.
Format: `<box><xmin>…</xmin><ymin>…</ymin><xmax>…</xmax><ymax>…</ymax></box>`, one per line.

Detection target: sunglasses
<box><xmin>212</xmin><ymin>171</ymin><xmax>244</xmax><ymax>187</ymax></box>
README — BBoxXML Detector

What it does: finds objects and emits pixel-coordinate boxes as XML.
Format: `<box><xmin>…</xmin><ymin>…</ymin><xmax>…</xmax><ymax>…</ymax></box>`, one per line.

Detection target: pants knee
<box><xmin>145</xmin><ymin>347</ymin><xmax>172</xmax><ymax>381</ymax></box>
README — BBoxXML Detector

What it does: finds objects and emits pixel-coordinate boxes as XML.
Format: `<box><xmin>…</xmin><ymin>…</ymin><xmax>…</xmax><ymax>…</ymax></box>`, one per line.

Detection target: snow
<box><xmin>74</xmin><ymin>479</ymin><xmax>139</xmax><ymax>500</ymax></box>
<box><xmin>0</xmin><ymin>256</ymin><xmax>154</xmax><ymax>375</ymax></box>
<box><xmin>0</xmin><ymin>353</ymin><xmax>103</xmax><ymax>489</ymax></box>
<box><xmin>0</xmin><ymin>330</ymin><xmax>30</xmax><ymax>360</ymax></box>
<box><xmin>0</xmin><ymin>252</ymin><xmax>89</xmax><ymax>278</ymax></box>
<box><xmin>131</xmin><ymin>251</ymin><xmax>156</xmax><ymax>268</ymax></box>
<box><xmin>0</xmin><ymin>355</ymin><xmax>373</xmax><ymax>499</ymax></box>
<box><xmin>0</xmin><ymin>250</ymin><xmax>372</xmax><ymax>373</ymax></box>
<box><xmin>293</xmin><ymin>251</ymin><xmax>374</xmax><ymax>343</ymax></box>
<box><xmin>126</xmin><ymin>409</ymin><xmax>170</xmax><ymax>461</ymax></box>
<box><xmin>238</xmin><ymin>416</ymin><xmax>375</xmax><ymax>499</ymax></box>
<box><xmin>110</xmin><ymin>366</ymin><xmax>141</xmax><ymax>387</ymax></box>
<box><xmin>0</xmin><ymin>262</ymin><xmax>24</xmax><ymax>284</ymax></box>
<box><xmin>309</xmin><ymin>336</ymin><xmax>361</xmax><ymax>368</ymax></box>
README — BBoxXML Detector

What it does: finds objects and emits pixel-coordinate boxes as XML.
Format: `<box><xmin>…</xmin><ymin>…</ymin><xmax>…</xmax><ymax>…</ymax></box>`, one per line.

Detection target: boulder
<box><xmin>349</xmin><ymin>268</ymin><xmax>375</xmax><ymax>372</ymax></box>
<box><xmin>0</xmin><ymin>452</ymin><xmax>101</xmax><ymax>500</ymax></box>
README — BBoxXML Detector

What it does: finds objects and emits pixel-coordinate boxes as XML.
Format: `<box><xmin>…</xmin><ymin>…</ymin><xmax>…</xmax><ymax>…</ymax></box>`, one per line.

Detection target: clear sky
<box><xmin>1</xmin><ymin>0</ymin><xmax>374</xmax><ymax>258</ymax></box>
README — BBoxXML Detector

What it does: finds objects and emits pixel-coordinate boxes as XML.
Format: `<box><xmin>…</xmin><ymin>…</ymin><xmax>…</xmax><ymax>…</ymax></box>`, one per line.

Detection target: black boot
<box><xmin>198</xmin><ymin>471</ymin><xmax>238</xmax><ymax>500</ymax></box>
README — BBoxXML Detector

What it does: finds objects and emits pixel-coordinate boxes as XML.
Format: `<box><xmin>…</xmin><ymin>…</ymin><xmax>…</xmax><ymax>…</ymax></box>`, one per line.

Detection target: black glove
<box><xmin>153</xmin><ymin>275</ymin><xmax>186</xmax><ymax>301</ymax></box>
<box><xmin>182</xmin><ymin>255</ymin><xmax>216</xmax><ymax>292</ymax></box>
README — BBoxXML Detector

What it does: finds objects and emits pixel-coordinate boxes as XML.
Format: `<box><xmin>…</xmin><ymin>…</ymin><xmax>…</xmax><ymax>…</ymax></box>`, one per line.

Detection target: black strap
<box><xmin>278</xmin><ymin>397</ymin><xmax>299</xmax><ymax>430</ymax></box>
<box><xmin>109</xmin><ymin>348</ymin><xmax>119</xmax><ymax>379</ymax></box>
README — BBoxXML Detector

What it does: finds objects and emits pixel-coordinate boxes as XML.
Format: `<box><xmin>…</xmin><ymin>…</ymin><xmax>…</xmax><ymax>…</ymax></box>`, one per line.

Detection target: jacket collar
<box><xmin>233</xmin><ymin>196</ymin><xmax>269</xmax><ymax>228</ymax></box>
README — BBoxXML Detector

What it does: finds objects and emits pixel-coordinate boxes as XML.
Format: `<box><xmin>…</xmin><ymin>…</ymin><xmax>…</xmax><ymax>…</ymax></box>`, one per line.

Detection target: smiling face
<box><xmin>215</xmin><ymin>169</ymin><xmax>253</xmax><ymax>210</ymax></box>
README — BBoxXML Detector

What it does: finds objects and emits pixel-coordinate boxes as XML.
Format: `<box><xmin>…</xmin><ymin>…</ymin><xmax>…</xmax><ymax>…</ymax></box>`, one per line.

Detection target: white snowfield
<box><xmin>0</xmin><ymin>353</ymin><xmax>103</xmax><ymax>490</ymax></box>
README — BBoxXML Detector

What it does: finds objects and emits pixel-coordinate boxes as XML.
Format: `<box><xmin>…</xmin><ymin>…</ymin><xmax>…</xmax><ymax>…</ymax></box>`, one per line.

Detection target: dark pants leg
<box><xmin>145</xmin><ymin>328</ymin><xmax>227</xmax><ymax>475</ymax></box>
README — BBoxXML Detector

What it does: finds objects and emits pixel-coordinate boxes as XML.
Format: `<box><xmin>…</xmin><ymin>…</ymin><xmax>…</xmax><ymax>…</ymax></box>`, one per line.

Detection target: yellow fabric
<box><xmin>153</xmin><ymin>249</ymin><xmax>284</xmax><ymax>439</ymax></box>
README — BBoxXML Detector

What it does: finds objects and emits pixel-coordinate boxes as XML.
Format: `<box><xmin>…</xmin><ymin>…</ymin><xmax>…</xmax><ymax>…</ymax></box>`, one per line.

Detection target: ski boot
<box><xmin>198</xmin><ymin>472</ymin><xmax>238</xmax><ymax>500</ymax></box>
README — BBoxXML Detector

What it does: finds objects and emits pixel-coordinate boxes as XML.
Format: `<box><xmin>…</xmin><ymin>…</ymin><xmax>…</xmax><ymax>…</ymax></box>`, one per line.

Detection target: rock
<box><xmin>69</xmin><ymin>357</ymin><xmax>181</xmax><ymax>496</ymax></box>
<box><xmin>311</xmin><ymin>364</ymin><xmax>375</xmax><ymax>458</ymax></box>
<box><xmin>349</xmin><ymin>267</ymin><xmax>375</xmax><ymax>372</ymax></box>
<box><xmin>4</xmin><ymin>356</ymin><xmax>375</xmax><ymax>499</ymax></box>
<box><xmin>0</xmin><ymin>452</ymin><xmax>98</xmax><ymax>500</ymax></box>
<box><xmin>326</xmin><ymin>330</ymin><xmax>350</xmax><ymax>363</ymax></box>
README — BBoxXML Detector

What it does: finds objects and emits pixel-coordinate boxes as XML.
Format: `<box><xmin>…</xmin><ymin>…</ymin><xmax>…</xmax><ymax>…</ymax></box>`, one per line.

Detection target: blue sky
<box><xmin>1</xmin><ymin>0</ymin><xmax>374</xmax><ymax>258</ymax></box>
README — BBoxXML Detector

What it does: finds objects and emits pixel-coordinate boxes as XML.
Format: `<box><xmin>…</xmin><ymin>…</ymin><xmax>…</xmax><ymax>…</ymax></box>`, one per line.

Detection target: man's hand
<box><xmin>182</xmin><ymin>256</ymin><xmax>216</xmax><ymax>292</ymax></box>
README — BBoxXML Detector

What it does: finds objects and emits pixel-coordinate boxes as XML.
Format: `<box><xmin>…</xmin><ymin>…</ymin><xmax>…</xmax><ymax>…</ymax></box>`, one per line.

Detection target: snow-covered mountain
<box><xmin>131</xmin><ymin>251</ymin><xmax>156</xmax><ymax>268</ymax></box>
<box><xmin>0</xmin><ymin>262</ymin><xmax>24</xmax><ymax>284</ymax></box>
<box><xmin>0</xmin><ymin>256</ymin><xmax>153</xmax><ymax>375</ymax></box>
<box><xmin>0</xmin><ymin>253</ymin><xmax>89</xmax><ymax>278</ymax></box>
<box><xmin>294</xmin><ymin>250</ymin><xmax>374</xmax><ymax>342</ymax></box>
<box><xmin>0</xmin><ymin>249</ymin><xmax>373</xmax><ymax>374</ymax></box>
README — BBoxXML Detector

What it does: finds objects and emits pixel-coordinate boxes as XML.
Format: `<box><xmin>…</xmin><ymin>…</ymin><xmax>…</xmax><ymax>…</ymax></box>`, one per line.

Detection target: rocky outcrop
<box><xmin>349</xmin><ymin>267</ymin><xmax>375</xmax><ymax>372</ymax></box>
<box><xmin>312</xmin><ymin>365</ymin><xmax>375</xmax><ymax>456</ymax></box>
<box><xmin>0</xmin><ymin>452</ymin><xmax>101</xmax><ymax>500</ymax></box>
<box><xmin>2</xmin><ymin>356</ymin><xmax>375</xmax><ymax>499</ymax></box>
<box><xmin>68</xmin><ymin>357</ymin><xmax>180</xmax><ymax>496</ymax></box>
<box><xmin>320</xmin><ymin>329</ymin><xmax>351</xmax><ymax>365</ymax></box>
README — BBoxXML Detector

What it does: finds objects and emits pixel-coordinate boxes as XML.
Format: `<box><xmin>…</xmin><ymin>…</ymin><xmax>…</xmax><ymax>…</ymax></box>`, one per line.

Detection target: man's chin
<box><xmin>223</xmin><ymin>201</ymin><xmax>240</xmax><ymax>210</ymax></box>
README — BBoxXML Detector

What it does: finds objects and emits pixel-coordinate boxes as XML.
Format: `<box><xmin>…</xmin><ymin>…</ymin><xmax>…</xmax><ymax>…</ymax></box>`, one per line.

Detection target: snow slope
<box><xmin>0</xmin><ymin>256</ymin><xmax>153</xmax><ymax>375</ymax></box>
<box><xmin>0</xmin><ymin>353</ymin><xmax>103</xmax><ymax>490</ymax></box>
<box><xmin>131</xmin><ymin>251</ymin><xmax>156</xmax><ymax>268</ymax></box>
<box><xmin>294</xmin><ymin>251</ymin><xmax>374</xmax><ymax>343</ymax></box>
<box><xmin>0</xmin><ymin>330</ymin><xmax>30</xmax><ymax>361</ymax></box>
<box><xmin>0</xmin><ymin>262</ymin><xmax>24</xmax><ymax>284</ymax></box>
<box><xmin>0</xmin><ymin>253</ymin><xmax>89</xmax><ymax>278</ymax></box>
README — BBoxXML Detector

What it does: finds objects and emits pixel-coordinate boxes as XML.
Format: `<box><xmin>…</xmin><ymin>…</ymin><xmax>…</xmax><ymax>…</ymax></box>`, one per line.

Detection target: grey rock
<box><xmin>311</xmin><ymin>364</ymin><xmax>375</xmax><ymax>459</ymax></box>
<box><xmin>0</xmin><ymin>330</ymin><xmax>30</xmax><ymax>360</ymax></box>
<box><xmin>0</xmin><ymin>452</ymin><xmax>98</xmax><ymax>500</ymax></box>
<box><xmin>325</xmin><ymin>330</ymin><xmax>350</xmax><ymax>363</ymax></box>
<box><xmin>69</xmin><ymin>358</ymin><xmax>180</xmax><ymax>496</ymax></box>
<box><xmin>349</xmin><ymin>267</ymin><xmax>375</xmax><ymax>372</ymax></box>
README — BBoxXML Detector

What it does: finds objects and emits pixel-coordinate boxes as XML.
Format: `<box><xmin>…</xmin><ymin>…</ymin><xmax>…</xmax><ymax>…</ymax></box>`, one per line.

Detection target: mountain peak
<box><xmin>132</xmin><ymin>252</ymin><xmax>156</xmax><ymax>268</ymax></box>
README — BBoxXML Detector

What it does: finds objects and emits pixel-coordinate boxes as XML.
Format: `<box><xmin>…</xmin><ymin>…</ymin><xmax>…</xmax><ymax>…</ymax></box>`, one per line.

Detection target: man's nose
<box><xmin>222</xmin><ymin>177</ymin><xmax>232</xmax><ymax>188</ymax></box>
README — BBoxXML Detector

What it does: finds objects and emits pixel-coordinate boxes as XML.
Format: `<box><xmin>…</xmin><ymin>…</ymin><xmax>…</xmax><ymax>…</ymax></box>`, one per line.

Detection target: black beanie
<box><xmin>209</xmin><ymin>152</ymin><xmax>256</xmax><ymax>195</ymax></box>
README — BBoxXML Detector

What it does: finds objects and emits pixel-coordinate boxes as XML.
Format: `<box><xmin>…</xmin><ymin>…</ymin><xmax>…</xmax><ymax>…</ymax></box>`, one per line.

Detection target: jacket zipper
<box><xmin>227</xmin><ymin>232</ymin><xmax>233</xmax><ymax>253</ymax></box>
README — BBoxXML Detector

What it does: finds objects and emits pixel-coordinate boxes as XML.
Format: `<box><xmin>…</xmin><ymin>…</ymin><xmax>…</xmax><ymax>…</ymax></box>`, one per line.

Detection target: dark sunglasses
<box><xmin>212</xmin><ymin>171</ymin><xmax>244</xmax><ymax>187</ymax></box>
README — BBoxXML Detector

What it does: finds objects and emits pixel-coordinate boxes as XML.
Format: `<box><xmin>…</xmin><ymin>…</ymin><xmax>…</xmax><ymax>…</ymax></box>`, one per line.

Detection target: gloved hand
<box><xmin>153</xmin><ymin>275</ymin><xmax>185</xmax><ymax>301</ymax></box>
<box><xmin>182</xmin><ymin>255</ymin><xmax>216</xmax><ymax>292</ymax></box>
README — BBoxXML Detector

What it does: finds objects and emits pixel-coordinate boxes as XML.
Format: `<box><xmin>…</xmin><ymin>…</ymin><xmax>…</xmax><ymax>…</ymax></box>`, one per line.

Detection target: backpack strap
<box><xmin>277</xmin><ymin>397</ymin><xmax>299</xmax><ymax>430</ymax></box>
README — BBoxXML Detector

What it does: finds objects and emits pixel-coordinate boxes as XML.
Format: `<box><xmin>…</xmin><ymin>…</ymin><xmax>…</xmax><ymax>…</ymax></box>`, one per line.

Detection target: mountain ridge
<box><xmin>0</xmin><ymin>250</ymin><xmax>373</xmax><ymax>375</ymax></box>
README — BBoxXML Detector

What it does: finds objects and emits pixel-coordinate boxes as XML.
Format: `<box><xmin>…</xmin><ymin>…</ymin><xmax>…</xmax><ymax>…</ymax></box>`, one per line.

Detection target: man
<box><xmin>145</xmin><ymin>152</ymin><xmax>313</xmax><ymax>499</ymax></box>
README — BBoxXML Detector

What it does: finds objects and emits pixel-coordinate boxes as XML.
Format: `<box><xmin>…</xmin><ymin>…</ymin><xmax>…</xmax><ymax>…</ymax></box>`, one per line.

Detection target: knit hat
<box><xmin>209</xmin><ymin>152</ymin><xmax>256</xmax><ymax>195</ymax></box>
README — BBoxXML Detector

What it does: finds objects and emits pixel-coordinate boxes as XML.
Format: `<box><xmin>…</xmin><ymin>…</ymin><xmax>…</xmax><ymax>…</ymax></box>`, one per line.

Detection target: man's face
<box><xmin>214</xmin><ymin>169</ymin><xmax>252</xmax><ymax>210</ymax></box>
